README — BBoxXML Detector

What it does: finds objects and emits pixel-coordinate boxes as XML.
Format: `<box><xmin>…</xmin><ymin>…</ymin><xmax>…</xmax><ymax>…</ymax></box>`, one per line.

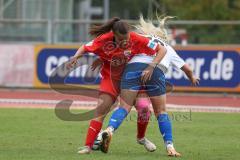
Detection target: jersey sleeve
<box><xmin>170</xmin><ymin>48</ymin><xmax>186</xmax><ymax>69</ymax></box>
<box><xmin>83</xmin><ymin>38</ymin><xmax>102</xmax><ymax>53</ymax></box>
<box><xmin>134</xmin><ymin>33</ymin><xmax>159</xmax><ymax>55</ymax></box>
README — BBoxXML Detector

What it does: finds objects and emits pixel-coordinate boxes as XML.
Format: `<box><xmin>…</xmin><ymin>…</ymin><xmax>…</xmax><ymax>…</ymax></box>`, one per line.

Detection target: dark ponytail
<box><xmin>89</xmin><ymin>17</ymin><xmax>129</xmax><ymax>37</ymax></box>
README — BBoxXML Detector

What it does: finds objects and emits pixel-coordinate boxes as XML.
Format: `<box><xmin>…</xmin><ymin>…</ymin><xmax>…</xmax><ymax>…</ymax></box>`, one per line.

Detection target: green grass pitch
<box><xmin>0</xmin><ymin>108</ymin><xmax>239</xmax><ymax>160</ymax></box>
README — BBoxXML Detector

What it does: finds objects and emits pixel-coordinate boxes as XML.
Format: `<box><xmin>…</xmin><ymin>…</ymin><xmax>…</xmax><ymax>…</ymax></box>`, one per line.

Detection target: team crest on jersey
<box><xmin>147</xmin><ymin>40</ymin><xmax>158</xmax><ymax>50</ymax></box>
<box><xmin>123</xmin><ymin>50</ymin><xmax>131</xmax><ymax>58</ymax></box>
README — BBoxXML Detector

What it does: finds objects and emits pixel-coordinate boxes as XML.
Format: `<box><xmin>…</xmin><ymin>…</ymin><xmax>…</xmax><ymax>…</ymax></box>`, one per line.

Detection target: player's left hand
<box><xmin>91</xmin><ymin>58</ymin><xmax>103</xmax><ymax>71</ymax></box>
<box><xmin>141</xmin><ymin>65</ymin><xmax>154</xmax><ymax>83</ymax></box>
<box><xmin>191</xmin><ymin>77</ymin><xmax>200</xmax><ymax>86</ymax></box>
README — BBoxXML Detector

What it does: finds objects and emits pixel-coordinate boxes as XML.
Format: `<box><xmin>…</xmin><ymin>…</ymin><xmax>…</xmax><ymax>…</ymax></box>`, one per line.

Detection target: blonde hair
<box><xmin>135</xmin><ymin>15</ymin><xmax>174</xmax><ymax>43</ymax></box>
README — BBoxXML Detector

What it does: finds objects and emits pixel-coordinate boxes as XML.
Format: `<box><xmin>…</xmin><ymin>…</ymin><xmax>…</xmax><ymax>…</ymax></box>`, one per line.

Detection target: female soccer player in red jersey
<box><xmin>68</xmin><ymin>17</ymin><xmax>166</xmax><ymax>154</ymax></box>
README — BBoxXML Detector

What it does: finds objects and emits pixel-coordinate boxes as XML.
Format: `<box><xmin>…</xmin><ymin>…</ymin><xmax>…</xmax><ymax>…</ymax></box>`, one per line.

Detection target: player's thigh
<box><xmin>119</xmin><ymin>89</ymin><xmax>138</xmax><ymax>112</ymax></box>
<box><xmin>120</xmin><ymin>63</ymin><xmax>145</xmax><ymax>111</ymax></box>
<box><xmin>95</xmin><ymin>78</ymin><xmax>119</xmax><ymax>118</ymax></box>
<box><xmin>99</xmin><ymin>78</ymin><xmax>120</xmax><ymax>98</ymax></box>
<box><xmin>146</xmin><ymin>67</ymin><xmax>167</xmax><ymax>116</ymax></box>
<box><xmin>94</xmin><ymin>93</ymin><xmax>115</xmax><ymax>119</ymax></box>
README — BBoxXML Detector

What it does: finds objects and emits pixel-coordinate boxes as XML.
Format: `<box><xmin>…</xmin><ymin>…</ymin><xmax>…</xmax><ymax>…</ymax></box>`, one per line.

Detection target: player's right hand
<box><xmin>141</xmin><ymin>65</ymin><xmax>154</xmax><ymax>83</ymax></box>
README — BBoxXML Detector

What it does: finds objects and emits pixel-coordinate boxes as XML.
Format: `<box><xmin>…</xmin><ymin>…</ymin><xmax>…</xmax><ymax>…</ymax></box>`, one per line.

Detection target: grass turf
<box><xmin>0</xmin><ymin>108</ymin><xmax>239</xmax><ymax>160</ymax></box>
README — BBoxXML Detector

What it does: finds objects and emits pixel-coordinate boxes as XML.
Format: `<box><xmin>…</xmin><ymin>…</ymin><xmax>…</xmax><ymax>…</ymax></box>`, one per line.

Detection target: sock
<box><xmin>137</xmin><ymin>109</ymin><xmax>151</xmax><ymax>139</ymax></box>
<box><xmin>85</xmin><ymin>120</ymin><xmax>103</xmax><ymax>148</ymax></box>
<box><xmin>108</xmin><ymin>107</ymin><xmax>128</xmax><ymax>130</ymax></box>
<box><xmin>157</xmin><ymin>113</ymin><xmax>173</xmax><ymax>143</ymax></box>
<box><xmin>136</xmin><ymin>98</ymin><xmax>151</xmax><ymax>139</ymax></box>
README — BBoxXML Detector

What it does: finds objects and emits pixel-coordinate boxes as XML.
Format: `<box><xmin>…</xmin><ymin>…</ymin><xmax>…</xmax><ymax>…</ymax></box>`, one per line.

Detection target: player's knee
<box><xmin>136</xmin><ymin>98</ymin><xmax>151</xmax><ymax>121</ymax></box>
<box><xmin>95</xmin><ymin>104</ymin><xmax>111</xmax><ymax>118</ymax></box>
<box><xmin>93</xmin><ymin>117</ymin><xmax>105</xmax><ymax>122</ymax></box>
<box><xmin>135</xmin><ymin>98</ymin><xmax>150</xmax><ymax>110</ymax></box>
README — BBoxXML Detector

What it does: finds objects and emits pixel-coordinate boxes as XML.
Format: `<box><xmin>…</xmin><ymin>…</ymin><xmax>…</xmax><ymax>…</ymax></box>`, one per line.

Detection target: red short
<box><xmin>99</xmin><ymin>78</ymin><xmax>120</xmax><ymax>100</ymax></box>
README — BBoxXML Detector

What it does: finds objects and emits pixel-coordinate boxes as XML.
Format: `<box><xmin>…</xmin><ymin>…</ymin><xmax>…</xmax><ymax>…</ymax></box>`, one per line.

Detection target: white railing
<box><xmin>0</xmin><ymin>19</ymin><xmax>240</xmax><ymax>45</ymax></box>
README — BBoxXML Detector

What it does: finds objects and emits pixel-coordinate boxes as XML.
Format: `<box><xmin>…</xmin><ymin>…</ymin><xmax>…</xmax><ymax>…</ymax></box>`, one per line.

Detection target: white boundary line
<box><xmin>166</xmin><ymin>104</ymin><xmax>240</xmax><ymax>113</ymax></box>
<box><xmin>0</xmin><ymin>98</ymin><xmax>97</xmax><ymax>106</ymax></box>
<box><xmin>0</xmin><ymin>98</ymin><xmax>239</xmax><ymax>113</ymax></box>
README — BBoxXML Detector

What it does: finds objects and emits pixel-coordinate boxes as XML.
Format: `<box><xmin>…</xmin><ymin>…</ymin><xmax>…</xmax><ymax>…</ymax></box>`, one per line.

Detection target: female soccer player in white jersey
<box><xmin>100</xmin><ymin>15</ymin><xmax>199</xmax><ymax>157</ymax></box>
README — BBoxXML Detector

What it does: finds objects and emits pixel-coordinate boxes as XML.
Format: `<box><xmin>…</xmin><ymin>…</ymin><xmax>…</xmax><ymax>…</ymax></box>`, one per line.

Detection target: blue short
<box><xmin>121</xmin><ymin>63</ymin><xmax>166</xmax><ymax>97</ymax></box>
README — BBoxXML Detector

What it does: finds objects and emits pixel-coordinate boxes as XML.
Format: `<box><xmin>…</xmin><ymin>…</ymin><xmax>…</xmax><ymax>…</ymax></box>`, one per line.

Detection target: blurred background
<box><xmin>0</xmin><ymin>0</ymin><xmax>239</xmax><ymax>94</ymax></box>
<box><xmin>0</xmin><ymin>2</ymin><xmax>239</xmax><ymax>159</ymax></box>
<box><xmin>0</xmin><ymin>0</ymin><xmax>240</xmax><ymax>44</ymax></box>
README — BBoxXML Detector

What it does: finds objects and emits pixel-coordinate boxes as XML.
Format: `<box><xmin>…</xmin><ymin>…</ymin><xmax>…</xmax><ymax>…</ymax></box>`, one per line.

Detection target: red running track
<box><xmin>0</xmin><ymin>88</ymin><xmax>239</xmax><ymax>108</ymax></box>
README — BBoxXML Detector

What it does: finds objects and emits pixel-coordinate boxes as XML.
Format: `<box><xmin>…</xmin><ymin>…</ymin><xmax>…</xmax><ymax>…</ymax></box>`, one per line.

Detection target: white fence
<box><xmin>0</xmin><ymin>19</ymin><xmax>240</xmax><ymax>45</ymax></box>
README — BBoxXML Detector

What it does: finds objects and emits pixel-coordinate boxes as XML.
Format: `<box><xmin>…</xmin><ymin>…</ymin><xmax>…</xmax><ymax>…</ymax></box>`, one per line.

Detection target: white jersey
<box><xmin>128</xmin><ymin>35</ymin><xmax>185</xmax><ymax>73</ymax></box>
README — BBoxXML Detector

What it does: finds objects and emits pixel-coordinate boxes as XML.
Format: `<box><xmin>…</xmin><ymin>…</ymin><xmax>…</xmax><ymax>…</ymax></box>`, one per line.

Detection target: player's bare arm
<box><xmin>67</xmin><ymin>46</ymin><xmax>85</xmax><ymax>69</ymax></box>
<box><xmin>181</xmin><ymin>64</ymin><xmax>200</xmax><ymax>86</ymax></box>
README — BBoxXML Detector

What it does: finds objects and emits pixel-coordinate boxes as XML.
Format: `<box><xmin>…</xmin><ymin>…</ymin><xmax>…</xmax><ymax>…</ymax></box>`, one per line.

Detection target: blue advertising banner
<box><xmin>166</xmin><ymin>50</ymin><xmax>240</xmax><ymax>87</ymax></box>
<box><xmin>34</xmin><ymin>45</ymin><xmax>100</xmax><ymax>88</ymax></box>
<box><xmin>34</xmin><ymin>45</ymin><xmax>240</xmax><ymax>92</ymax></box>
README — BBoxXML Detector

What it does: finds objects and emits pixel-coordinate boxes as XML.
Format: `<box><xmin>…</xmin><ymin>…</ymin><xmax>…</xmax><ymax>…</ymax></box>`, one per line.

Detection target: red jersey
<box><xmin>84</xmin><ymin>31</ymin><xmax>159</xmax><ymax>80</ymax></box>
